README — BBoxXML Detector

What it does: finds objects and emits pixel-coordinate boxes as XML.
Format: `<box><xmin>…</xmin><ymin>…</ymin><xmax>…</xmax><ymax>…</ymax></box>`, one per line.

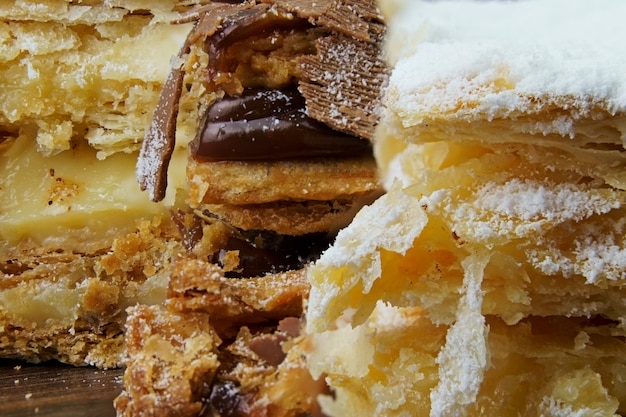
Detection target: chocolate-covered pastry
<box><xmin>137</xmin><ymin>0</ymin><xmax>387</xmax><ymax>278</ymax></box>
<box><xmin>117</xmin><ymin>1</ymin><xmax>388</xmax><ymax>416</ymax></box>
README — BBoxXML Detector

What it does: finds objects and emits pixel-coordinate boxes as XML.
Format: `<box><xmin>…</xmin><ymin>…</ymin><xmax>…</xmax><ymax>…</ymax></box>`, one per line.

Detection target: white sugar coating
<box><xmin>429</xmin><ymin>178</ymin><xmax>623</xmax><ymax>248</ymax></box>
<box><xmin>384</xmin><ymin>0</ymin><xmax>626</xmax><ymax>124</ymax></box>
<box><xmin>473</xmin><ymin>180</ymin><xmax>621</xmax><ymax>223</ymax></box>
<box><xmin>430</xmin><ymin>253</ymin><xmax>489</xmax><ymax>417</ymax></box>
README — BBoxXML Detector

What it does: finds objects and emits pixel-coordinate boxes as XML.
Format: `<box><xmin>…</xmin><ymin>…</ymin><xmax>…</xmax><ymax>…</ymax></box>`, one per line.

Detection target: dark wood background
<box><xmin>0</xmin><ymin>360</ymin><xmax>124</xmax><ymax>417</ymax></box>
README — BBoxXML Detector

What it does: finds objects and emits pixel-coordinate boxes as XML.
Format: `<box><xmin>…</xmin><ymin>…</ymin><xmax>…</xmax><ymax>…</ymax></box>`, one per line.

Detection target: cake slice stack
<box><xmin>304</xmin><ymin>1</ymin><xmax>626</xmax><ymax>415</ymax></box>
<box><xmin>0</xmin><ymin>0</ymin><xmax>202</xmax><ymax>368</ymax></box>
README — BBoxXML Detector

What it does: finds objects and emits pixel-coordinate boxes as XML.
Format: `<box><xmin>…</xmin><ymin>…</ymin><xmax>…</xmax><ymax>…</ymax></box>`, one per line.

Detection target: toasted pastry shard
<box><xmin>115</xmin><ymin>259</ymin><xmax>326</xmax><ymax>417</ymax></box>
<box><xmin>166</xmin><ymin>259</ymin><xmax>309</xmax><ymax>336</ymax></box>
<box><xmin>136</xmin><ymin>60</ymin><xmax>186</xmax><ymax>203</ymax></box>
<box><xmin>113</xmin><ymin>304</ymin><xmax>221</xmax><ymax>416</ymax></box>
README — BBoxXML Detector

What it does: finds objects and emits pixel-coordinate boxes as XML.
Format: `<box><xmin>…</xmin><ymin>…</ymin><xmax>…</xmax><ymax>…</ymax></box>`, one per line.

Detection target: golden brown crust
<box><xmin>188</xmin><ymin>156</ymin><xmax>379</xmax><ymax>206</ymax></box>
<box><xmin>0</xmin><ymin>217</ymin><xmax>186</xmax><ymax>368</ymax></box>
<box><xmin>114</xmin><ymin>258</ymin><xmax>324</xmax><ymax>417</ymax></box>
<box><xmin>166</xmin><ymin>259</ymin><xmax>309</xmax><ymax>336</ymax></box>
<box><xmin>202</xmin><ymin>197</ymin><xmax>370</xmax><ymax>235</ymax></box>
<box><xmin>267</xmin><ymin>0</ymin><xmax>382</xmax><ymax>41</ymax></box>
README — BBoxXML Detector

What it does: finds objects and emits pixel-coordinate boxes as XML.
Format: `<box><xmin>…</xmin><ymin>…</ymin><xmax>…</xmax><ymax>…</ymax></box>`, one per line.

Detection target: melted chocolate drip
<box><xmin>192</xmin><ymin>88</ymin><xmax>373</xmax><ymax>161</ymax></box>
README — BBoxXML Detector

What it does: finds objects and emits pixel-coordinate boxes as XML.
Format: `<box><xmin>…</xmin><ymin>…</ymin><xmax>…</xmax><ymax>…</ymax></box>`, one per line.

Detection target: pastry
<box><xmin>116</xmin><ymin>0</ymin><xmax>387</xmax><ymax>415</ymax></box>
<box><xmin>114</xmin><ymin>260</ymin><xmax>323</xmax><ymax>417</ymax></box>
<box><xmin>137</xmin><ymin>0</ymin><xmax>387</xmax><ymax>277</ymax></box>
<box><xmin>305</xmin><ymin>1</ymin><xmax>626</xmax><ymax>416</ymax></box>
<box><xmin>0</xmin><ymin>0</ymin><xmax>204</xmax><ymax>368</ymax></box>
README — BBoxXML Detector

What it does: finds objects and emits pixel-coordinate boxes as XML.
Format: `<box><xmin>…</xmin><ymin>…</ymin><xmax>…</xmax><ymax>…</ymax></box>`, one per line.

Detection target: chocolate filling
<box><xmin>217</xmin><ymin>229</ymin><xmax>333</xmax><ymax>278</ymax></box>
<box><xmin>192</xmin><ymin>88</ymin><xmax>372</xmax><ymax>162</ymax></box>
<box><xmin>187</xmin><ymin>6</ymin><xmax>373</xmax><ymax>276</ymax></box>
<box><xmin>142</xmin><ymin>1</ymin><xmax>385</xmax><ymax>277</ymax></box>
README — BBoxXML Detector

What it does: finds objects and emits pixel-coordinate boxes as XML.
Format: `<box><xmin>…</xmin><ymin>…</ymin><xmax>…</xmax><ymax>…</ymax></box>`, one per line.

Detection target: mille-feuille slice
<box><xmin>0</xmin><ymin>0</ymin><xmax>204</xmax><ymax>368</ymax></box>
<box><xmin>116</xmin><ymin>1</ymin><xmax>388</xmax><ymax>415</ymax></box>
<box><xmin>304</xmin><ymin>1</ymin><xmax>626</xmax><ymax>416</ymax></box>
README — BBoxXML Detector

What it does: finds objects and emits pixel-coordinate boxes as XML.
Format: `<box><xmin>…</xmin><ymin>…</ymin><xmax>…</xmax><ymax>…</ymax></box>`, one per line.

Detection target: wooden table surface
<box><xmin>0</xmin><ymin>359</ymin><xmax>124</xmax><ymax>417</ymax></box>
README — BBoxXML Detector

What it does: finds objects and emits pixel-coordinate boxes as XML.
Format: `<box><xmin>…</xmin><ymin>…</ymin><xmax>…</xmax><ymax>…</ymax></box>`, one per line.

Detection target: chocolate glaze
<box><xmin>206</xmin><ymin>6</ymin><xmax>310</xmax><ymax>79</ymax></box>
<box><xmin>192</xmin><ymin>88</ymin><xmax>372</xmax><ymax>161</ymax></box>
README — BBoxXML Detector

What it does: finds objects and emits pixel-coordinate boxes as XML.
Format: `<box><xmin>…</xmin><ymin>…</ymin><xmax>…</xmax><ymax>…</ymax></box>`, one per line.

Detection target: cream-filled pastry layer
<box><xmin>0</xmin><ymin>135</ymin><xmax>187</xmax><ymax>247</ymax></box>
<box><xmin>0</xmin><ymin>0</ymin><xmax>201</xmax><ymax>367</ymax></box>
<box><xmin>0</xmin><ymin>134</ymin><xmax>189</xmax><ymax>367</ymax></box>
<box><xmin>0</xmin><ymin>10</ymin><xmax>194</xmax><ymax>157</ymax></box>
<box><xmin>303</xmin><ymin>1</ymin><xmax>626</xmax><ymax>416</ymax></box>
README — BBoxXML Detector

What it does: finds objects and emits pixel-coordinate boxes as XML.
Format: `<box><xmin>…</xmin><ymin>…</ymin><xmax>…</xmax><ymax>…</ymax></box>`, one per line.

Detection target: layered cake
<box><xmin>116</xmin><ymin>0</ymin><xmax>388</xmax><ymax>415</ymax></box>
<box><xmin>305</xmin><ymin>0</ymin><xmax>626</xmax><ymax>416</ymax></box>
<box><xmin>0</xmin><ymin>0</ymin><xmax>207</xmax><ymax>368</ymax></box>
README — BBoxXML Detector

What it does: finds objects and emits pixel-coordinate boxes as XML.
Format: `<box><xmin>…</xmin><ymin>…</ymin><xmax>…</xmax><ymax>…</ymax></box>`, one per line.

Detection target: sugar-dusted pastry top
<box><xmin>303</xmin><ymin>1</ymin><xmax>626</xmax><ymax>416</ymax></box>
<box><xmin>382</xmin><ymin>0</ymin><xmax>626</xmax><ymax>139</ymax></box>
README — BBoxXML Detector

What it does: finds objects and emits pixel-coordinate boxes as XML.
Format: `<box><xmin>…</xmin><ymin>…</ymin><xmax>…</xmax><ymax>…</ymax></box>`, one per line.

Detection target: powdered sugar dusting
<box><xmin>528</xmin><ymin>215</ymin><xmax>626</xmax><ymax>283</ymax></box>
<box><xmin>306</xmin><ymin>184</ymin><xmax>428</xmax><ymax>332</ymax></box>
<box><xmin>430</xmin><ymin>252</ymin><xmax>489</xmax><ymax>417</ymax></box>
<box><xmin>136</xmin><ymin>118</ymin><xmax>167</xmax><ymax>200</ymax></box>
<box><xmin>441</xmin><ymin>179</ymin><xmax>623</xmax><ymax>243</ymax></box>
<box><xmin>323</xmin><ymin>184</ymin><xmax>426</xmax><ymax>267</ymax></box>
<box><xmin>474</xmin><ymin>179</ymin><xmax>621</xmax><ymax>223</ymax></box>
<box><xmin>385</xmin><ymin>0</ymin><xmax>626</xmax><ymax>126</ymax></box>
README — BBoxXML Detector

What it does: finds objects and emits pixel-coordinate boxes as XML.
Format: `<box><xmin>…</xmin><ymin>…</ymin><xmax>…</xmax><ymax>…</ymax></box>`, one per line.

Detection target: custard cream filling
<box><xmin>0</xmin><ymin>134</ymin><xmax>187</xmax><ymax>247</ymax></box>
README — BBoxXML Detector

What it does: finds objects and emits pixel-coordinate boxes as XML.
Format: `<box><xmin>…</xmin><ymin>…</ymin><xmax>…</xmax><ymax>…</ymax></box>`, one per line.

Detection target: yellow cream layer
<box><xmin>0</xmin><ymin>134</ymin><xmax>187</xmax><ymax>248</ymax></box>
